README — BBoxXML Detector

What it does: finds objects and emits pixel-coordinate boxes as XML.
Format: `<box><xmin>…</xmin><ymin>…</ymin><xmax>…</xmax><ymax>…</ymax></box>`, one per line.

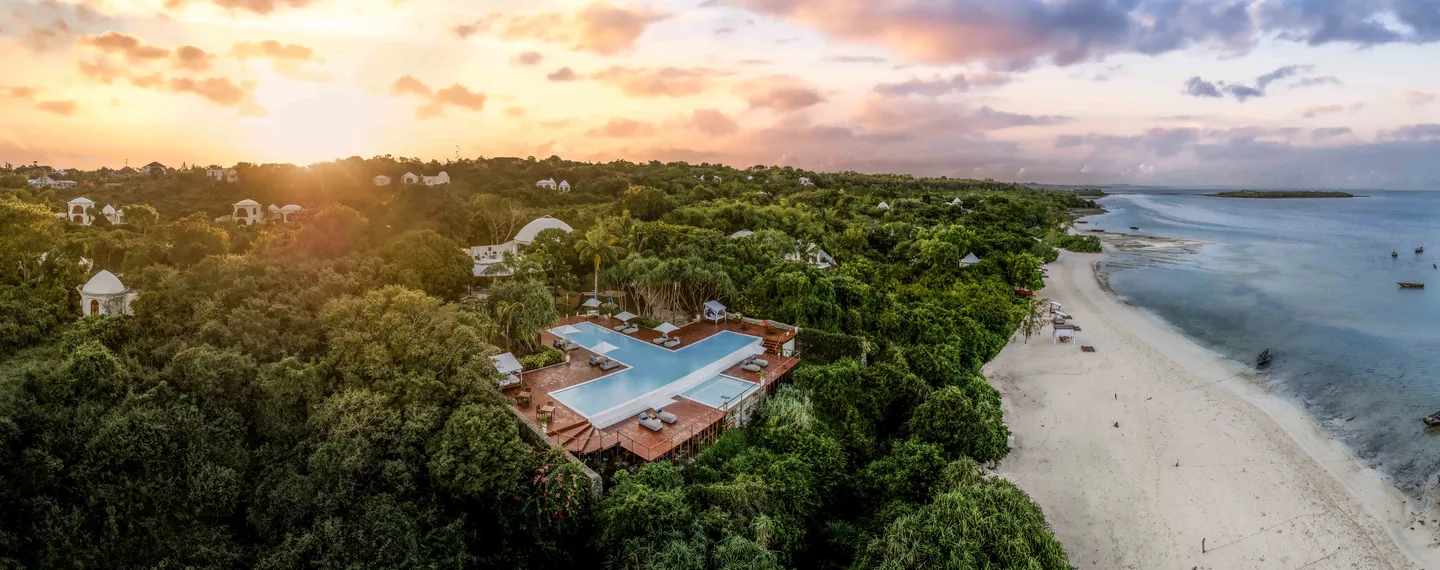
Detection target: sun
<box><xmin>241</xmin><ymin>80</ymin><xmax>388</xmax><ymax>164</ymax></box>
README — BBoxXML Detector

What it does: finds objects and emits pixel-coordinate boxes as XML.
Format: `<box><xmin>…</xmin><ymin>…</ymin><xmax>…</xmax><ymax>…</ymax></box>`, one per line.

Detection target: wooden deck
<box><xmin>504</xmin><ymin>314</ymin><xmax>799</xmax><ymax>461</ymax></box>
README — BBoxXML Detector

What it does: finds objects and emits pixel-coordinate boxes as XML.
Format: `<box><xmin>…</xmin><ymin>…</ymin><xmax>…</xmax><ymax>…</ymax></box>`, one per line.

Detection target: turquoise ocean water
<box><xmin>1086</xmin><ymin>190</ymin><xmax>1440</xmax><ymax>497</ymax></box>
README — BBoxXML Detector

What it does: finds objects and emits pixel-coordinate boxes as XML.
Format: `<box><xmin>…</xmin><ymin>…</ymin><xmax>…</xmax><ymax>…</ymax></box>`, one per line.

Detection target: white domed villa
<box><xmin>78</xmin><ymin>270</ymin><xmax>135</xmax><ymax>317</ymax></box>
<box><xmin>468</xmin><ymin>216</ymin><xmax>575</xmax><ymax>277</ymax></box>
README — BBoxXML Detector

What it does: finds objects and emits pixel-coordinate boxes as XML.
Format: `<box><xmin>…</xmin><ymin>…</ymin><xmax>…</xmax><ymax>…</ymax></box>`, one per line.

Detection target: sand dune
<box><xmin>986</xmin><ymin>252</ymin><xmax>1440</xmax><ymax>569</ymax></box>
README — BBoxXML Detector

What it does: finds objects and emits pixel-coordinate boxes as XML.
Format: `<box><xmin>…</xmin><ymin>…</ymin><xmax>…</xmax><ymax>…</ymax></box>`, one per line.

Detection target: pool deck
<box><xmin>504</xmin><ymin>315</ymin><xmax>799</xmax><ymax>461</ymax></box>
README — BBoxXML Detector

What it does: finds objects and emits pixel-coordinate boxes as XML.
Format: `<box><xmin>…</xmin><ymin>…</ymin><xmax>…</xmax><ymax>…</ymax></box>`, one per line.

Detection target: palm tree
<box><xmin>574</xmin><ymin>226</ymin><xmax>618</xmax><ymax>298</ymax></box>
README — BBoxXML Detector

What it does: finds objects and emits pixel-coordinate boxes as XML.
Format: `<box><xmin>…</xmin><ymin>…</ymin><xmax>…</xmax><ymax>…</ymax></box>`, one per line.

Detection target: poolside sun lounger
<box><xmin>652</xmin><ymin>336</ymin><xmax>667</xmax><ymax>345</ymax></box>
<box><xmin>741</xmin><ymin>363</ymin><xmax>762</xmax><ymax>373</ymax></box>
<box><xmin>747</xmin><ymin>356</ymin><xmax>769</xmax><ymax>367</ymax></box>
<box><xmin>588</xmin><ymin>355</ymin><xmax>607</xmax><ymax>366</ymax></box>
<box><xmin>655</xmin><ymin>409</ymin><xmax>677</xmax><ymax>424</ymax></box>
<box><xmin>638</xmin><ymin>415</ymin><xmax>663</xmax><ymax>432</ymax></box>
<box><xmin>613</xmin><ymin>323</ymin><xmax>627</xmax><ymax>331</ymax></box>
<box><xmin>664</xmin><ymin>338</ymin><xmax>681</xmax><ymax>348</ymax></box>
<box><xmin>622</xmin><ymin>325</ymin><xmax>639</xmax><ymax>334</ymax></box>
<box><xmin>600</xmin><ymin>360</ymin><xmax>622</xmax><ymax>371</ymax></box>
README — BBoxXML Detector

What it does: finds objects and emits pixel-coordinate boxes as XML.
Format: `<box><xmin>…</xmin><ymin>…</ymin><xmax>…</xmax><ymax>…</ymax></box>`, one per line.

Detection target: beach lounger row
<box><xmin>553</xmin><ymin>338</ymin><xmax>580</xmax><ymax>351</ymax></box>
<box><xmin>588</xmin><ymin>355</ymin><xmax>622</xmax><ymax>370</ymax></box>
<box><xmin>652</xmin><ymin>336</ymin><xmax>681</xmax><ymax>348</ymax></box>
<box><xmin>740</xmin><ymin>354</ymin><xmax>769</xmax><ymax>373</ymax></box>
<box><xmin>613</xmin><ymin>323</ymin><xmax>639</xmax><ymax>334</ymax></box>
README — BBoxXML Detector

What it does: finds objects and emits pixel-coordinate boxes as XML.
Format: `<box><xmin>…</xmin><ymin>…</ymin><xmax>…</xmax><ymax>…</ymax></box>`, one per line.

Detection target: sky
<box><xmin>3</xmin><ymin>0</ymin><xmax>1440</xmax><ymax>189</ymax></box>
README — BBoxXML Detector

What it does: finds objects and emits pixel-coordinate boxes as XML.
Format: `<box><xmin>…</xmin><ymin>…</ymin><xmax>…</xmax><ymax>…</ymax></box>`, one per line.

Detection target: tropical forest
<box><xmin>0</xmin><ymin>156</ymin><xmax>1100</xmax><ymax>569</ymax></box>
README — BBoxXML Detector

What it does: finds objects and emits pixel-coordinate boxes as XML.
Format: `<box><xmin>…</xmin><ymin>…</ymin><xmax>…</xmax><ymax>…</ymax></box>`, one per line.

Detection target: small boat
<box><xmin>1089</xmin><ymin>229</ymin><xmax>1106</xmax><ymax>233</ymax></box>
<box><xmin>1129</xmin><ymin>226</ymin><xmax>1140</xmax><ymax>230</ymax></box>
<box><xmin>1392</xmin><ymin>251</ymin><xmax>1399</xmax><ymax>257</ymax></box>
<box><xmin>1424</xmin><ymin>411</ymin><xmax>1440</xmax><ymax>427</ymax></box>
<box><xmin>1076</xmin><ymin>221</ymin><xmax>1089</xmax><ymax>224</ymax></box>
<box><xmin>1417</xmin><ymin>246</ymin><xmax>1425</xmax><ymax>254</ymax></box>
<box><xmin>1256</xmin><ymin>348</ymin><xmax>1272</xmax><ymax>368</ymax></box>
<box><xmin>1398</xmin><ymin>282</ymin><xmax>1425</xmax><ymax>289</ymax></box>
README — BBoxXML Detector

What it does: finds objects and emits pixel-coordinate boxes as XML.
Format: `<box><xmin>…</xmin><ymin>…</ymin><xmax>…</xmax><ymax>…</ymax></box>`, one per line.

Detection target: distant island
<box><xmin>1209</xmin><ymin>190</ymin><xmax>1355</xmax><ymax>198</ymax></box>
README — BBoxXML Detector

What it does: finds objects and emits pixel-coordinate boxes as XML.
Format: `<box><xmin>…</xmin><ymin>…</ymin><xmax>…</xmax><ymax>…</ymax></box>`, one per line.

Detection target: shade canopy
<box><xmin>557</xmin><ymin>325</ymin><xmax>581</xmax><ymax>335</ymax></box>
<box><xmin>581</xmin><ymin>297</ymin><xmax>602</xmax><ymax>308</ymax></box>
<box><xmin>960</xmin><ymin>252</ymin><xmax>982</xmax><ymax>265</ymax></box>
<box><xmin>703</xmin><ymin>300</ymin><xmax>726</xmax><ymax>313</ymax></box>
<box><xmin>1050</xmin><ymin>301</ymin><xmax>1062</xmax><ymax>308</ymax></box>
<box><xmin>591</xmin><ymin>341</ymin><xmax>619</xmax><ymax>355</ymax></box>
<box><xmin>614</xmin><ymin>311</ymin><xmax>637</xmax><ymax>322</ymax></box>
<box><xmin>654</xmin><ymin>322</ymin><xmax>679</xmax><ymax>334</ymax></box>
<box><xmin>490</xmin><ymin>352</ymin><xmax>522</xmax><ymax>375</ymax></box>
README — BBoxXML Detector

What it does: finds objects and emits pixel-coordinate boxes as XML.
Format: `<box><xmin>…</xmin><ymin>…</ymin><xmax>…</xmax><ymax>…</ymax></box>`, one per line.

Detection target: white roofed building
<box><xmin>205</xmin><ymin>168</ymin><xmax>239</xmax><ymax>183</ymax></box>
<box><xmin>422</xmin><ymin>172</ymin><xmax>450</xmax><ymax>186</ymax></box>
<box><xmin>30</xmin><ymin>175</ymin><xmax>76</xmax><ymax>188</ymax></box>
<box><xmin>279</xmin><ymin>204</ymin><xmax>303</xmax><ymax>223</ymax></box>
<box><xmin>514</xmin><ymin>215</ymin><xmax>574</xmax><ymax>245</ymax></box>
<box><xmin>402</xmin><ymin>172</ymin><xmax>420</xmax><ymax>184</ymax></box>
<box><xmin>78</xmin><ymin>270</ymin><xmax>136</xmax><ymax>317</ymax></box>
<box><xmin>960</xmin><ymin>252</ymin><xmax>982</xmax><ymax>268</ymax></box>
<box><xmin>100</xmin><ymin>204</ymin><xmax>125</xmax><ymax>225</ymax></box>
<box><xmin>784</xmin><ymin>242</ymin><xmax>837</xmax><ymax>269</ymax></box>
<box><xmin>65</xmin><ymin>197</ymin><xmax>95</xmax><ymax>225</ymax></box>
<box><xmin>232</xmin><ymin>199</ymin><xmax>262</xmax><ymax>226</ymax></box>
<box><xmin>374</xmin><ymin>175</ymin><xmax>392</xmax><ymax>186</ymax></box>
<box><xmin>877</xmin><ymin>201</ymin><xmax>890</xmax><ymax>210</ymax></box>
<box><xmin>798</xmin><ymin>177</ymin><xmax>813</xmax><ymax>186</ymax></box>
<box><xmin>558</xmin><ymin>180</ymin><xmax>571</xmax><ymax>192</ymax></box>
<box><xmin>536</xmin><ymin>178</ymin><xmax>557</xmax><ymax>189</ymax></box>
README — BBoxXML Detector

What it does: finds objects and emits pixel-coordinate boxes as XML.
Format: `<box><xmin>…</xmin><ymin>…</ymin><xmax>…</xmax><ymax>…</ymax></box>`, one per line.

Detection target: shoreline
<box><xmin>985</xmin><ymin>251</ymin><xmax>1439</xmax><ymax>568</ymax></box>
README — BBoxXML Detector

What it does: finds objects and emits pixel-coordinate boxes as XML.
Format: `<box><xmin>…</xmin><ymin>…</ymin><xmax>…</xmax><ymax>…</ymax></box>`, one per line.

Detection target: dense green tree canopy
<box><xmin>0</xmin><ymin>156</ymin><xmax>1096</xmax><ymax>569</ymax></box>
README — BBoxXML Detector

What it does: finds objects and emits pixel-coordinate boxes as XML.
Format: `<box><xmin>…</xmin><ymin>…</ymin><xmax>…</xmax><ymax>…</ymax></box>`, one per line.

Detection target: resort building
<box><xmin>141</xmin><ymin>162</ymin><xmax>168</xmax><ymax>175</ymax></box>
<box><xmin>231</xmin><ymin>199</ymin><xmax>263</xmax><ymax>226</ymax></box>
<box><xmin>78</xmin><ymin>270</ymin><xmax>135</xmax><ymax>317</ymax></box>
<box><xmin>784</xmin><ymin>242</ymin><xmax>837</xmax><ymax>269</ymax></box>
<box><xmin>558</xmin><ymin>180</ymin><xmax>571</xmax><ymax>192</ymax></box>
<box><xmin>877</xmin><ymin>201</ymin><xmax>890</xmax><ymax>210</ymax></box>
<box><xmin>729</xmin><ymin>230</ymin><xmax>754</xmax><ymax>239</ymax></box>
<box><xmin>468</xmin><ymin>216</ymin><xmax>575</xmax><ymax>277</ymax></box>
<box><xmin>422</xmin><ymin>172</ymin><xmax>450</xmax><ymax>186</ymax></box>
<box><xmin>798</xmin><ymin>177</ymin><xmax>813</xmax><ymax>186</ymax></box>
<box><xmin>505</xmin><ymin>312</ymin><xmax>801</xmax><ymax>461</ymax></box>
<box><xmin>100</xmin><ymin>204</ymin><xmax>125</xmax><ymax>225</ymax></box>
<box><xmin>63</xmin><ymin>197</ymin><xmax>95</xmax><ymax>225</ymax></box>
<box><xmin>278</xmin><ymin>204</ymin><xmax>303</xmax><ymax>223</ymax></box>
<box><xmin>29</xmin><ymin>175</ymin><xmax>77</xmax><ymax>188</ymax></box>
<box><xmin>402</xmin><ymin>172</ymin><xmax>420</xmax><ymax>184</ymax></box>
<box><xmin>536</xmin><ymin>178</ymin><xmax>557</xmax><ymax>189</ymax></box>
<box><xmin>373</xmin><ymin>175</ymin><xmax>392</xmax><ymax>186</ymax></box>
<box><xmin>205</xmin><ymin>168</ymin><xmax>239</xmax><ymax>183</ymax></box>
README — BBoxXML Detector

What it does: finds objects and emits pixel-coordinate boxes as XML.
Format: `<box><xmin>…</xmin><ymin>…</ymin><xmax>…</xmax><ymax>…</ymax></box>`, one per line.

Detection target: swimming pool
<box><xmin>681</xmin><ymin>375</ymin><xmax>759</xmax><ymax>410</ymax></box>
<box><xmin>549</xmin><ymin>322</ymin><xmax>761</xmax><ymax>425</ymax></box>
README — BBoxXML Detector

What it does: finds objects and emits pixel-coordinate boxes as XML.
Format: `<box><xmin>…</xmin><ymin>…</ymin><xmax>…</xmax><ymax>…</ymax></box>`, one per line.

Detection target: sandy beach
<box><xmin>986</xmin><ymin>251</ymin><xmax>1440</xmax><ymax>569</ymax></box>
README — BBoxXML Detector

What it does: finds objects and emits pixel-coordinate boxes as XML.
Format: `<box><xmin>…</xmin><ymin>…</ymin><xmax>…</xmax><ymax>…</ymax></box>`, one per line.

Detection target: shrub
<box><xmin>796</xmin><ymin>328</ymin><xmax>867</xmax><ymax>363</ymax></box>
<box><xmin>520</xmin><ymin>346</ymin><xmax>564</xmax><ymax>371</ymax></box>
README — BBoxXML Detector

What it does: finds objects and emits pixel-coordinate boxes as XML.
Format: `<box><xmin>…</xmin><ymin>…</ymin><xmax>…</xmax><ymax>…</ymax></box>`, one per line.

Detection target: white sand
<box><xmin>986</xmin><ymin>252</ymin><xmax>1440</xmax><ymax>569</ymax></box>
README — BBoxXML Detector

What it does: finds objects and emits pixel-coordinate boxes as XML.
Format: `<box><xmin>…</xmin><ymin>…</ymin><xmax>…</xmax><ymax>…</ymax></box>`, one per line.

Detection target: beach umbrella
<box><xmin>591</xmin><ymin>341</ymin><xmax>619</xmax><ymax>355</ymax></box>
<box><xmin>601</xmin><ymin>301</ymin><xmax>618</xmax><ymax>309</ymax></box>
<box><xmin>614</xmin><ymin>311</ymin><xmax>637</xmax><ymax>322</ymax></box>
<box><xmin>654</xmin><ymin>322</ymin><xmax>679</xmax><ymax>335</ymax></box>
<box><xmin>582</xmin><ymin>298</ymin><xmax>601</xmax><ymax>308</ymax></box>
<box><xmin>557</xmin><ymin>325</ymin><xmax>581</xmax><ymax>335</ymax></box>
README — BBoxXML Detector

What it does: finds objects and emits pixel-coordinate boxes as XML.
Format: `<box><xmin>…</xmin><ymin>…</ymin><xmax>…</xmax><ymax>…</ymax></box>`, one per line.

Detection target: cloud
<box><xmin>1184</xmin><ymin>77</ymin><xmax>1223</xmax><ymax>98</ymax></box>
<box><xmin>874</xmin><ymin>72</ymin><xmax>1010</xmax><ymax>97</ymax></box>
<box><xmin>586</xmin><ymin>117</ymin><xmax>654</xmax><ymax>138</ymax></box>
<box><xmin>854</xmin><ymin>97</ymin><xmax>1070</xmax><ymax>134</ymax></box>
<box><xmin>169</xmin><ymin>77</ymin><xmax>251</xmax><ymax>106</ymax></box>
<box><xmin>1185</xmin><ymin>65</ymin><xmax>1332</xmax><ymax>102</ymax></box>
<box><xmin>467</xmin><ymin>2</ymin><xmax>669</xmax><ymax>55</ymax></box>
<box><xmin>725</xmin><ymin>0</ymin><xmax>1440</xmax><ymax>68</ymax></box>
<box><xmin>691</xmin><ymin>109</ymin><xmax>738</xmax><ymax>136</ymax></box>
<box><xmin>1378</xmin><ymin>124</ymin><xmax>1440</xmax><ymax>142</ymax></box>
<box><xmin>390</xmin><ymin>75</ymin><xmax>433</xmax><ymax>98</ymax></box>
<box><xmin>1302</xmin><ymin>104</ymin><xmax>1344</xmax><ymax>118</ymax></box>
<box><xmin>504</xmin><ymin>106</ymin><xmax>524</xmax><ymax>117</ymax></box>
<box><xmin>825</xmin><ymin>55</ymin><xmax>887</xmax><ymax>63</ymax></box>
<box><xmin>81</xmin><ymin>32</ymin><xmax>169</xmax><ymax>62</ymax></box>
<box><xmin>512</xmin><ymin>51</ymin><xmax>544</xmax><ymax>66</ymax></box>
<box><xmin>163</xmin><ymin>0</ymin><xmax>316</xmax><ymax>16</ymax></box>
<box><xmin>76</xmin><ymin>59</ymin><xmax>163</xmax><ymax>87</ymax></box>
<box><xmin>1403</xmin><ymin>91</ymin><xmax>1436</xmax><ymax>106</ymax></box>
<box><xmin>1255</xmin><ymin>64</ymin><xmax>1311</xmax><ymax>89</ymax></box>
<box><xmin>391</xmin><ymin>76</ymin><xmax>486</xmax><ymax>119</ymax></box>
<box><xmin>547</xmin><ymin>67</ymin><xmax>581</xmax><ymax>82</ymax></box>
<box><xmin>1</xmin><ymin>86</ymin><xmax>36</xmax><ymax>99</ymax></box>
<box><xmin>173</xmin><ymin>45</ymin><xmax>214</xmax><ymax>71</ymax></box>
<box><xmin>34</xmin><ymin>100</ymin><xmax>77</xmax><ymax>116</ymax></box>
<box><xmin>1224</xmin><ymin>84</ymin><xmax>1263</xmax><ymax>102</ymax></box>
<box><xmin>1311</xmin><ymin>127</ymin><xmax>1352</xmax><ymax>140</ymax></box>
<box><xmin>735</xmin><ymin>76</ymin><xmax>825</xmax><ymax>111</ymax></box>
<box><xmin>233</xmin><ymin>39</ymin><xmax>315</xmax><ymax>62</ymax></box>
<box><xmin>1291</xmin><ymin>76</ymin><xmax>1341</xmax><ymax>88</ymax></box>
<box><xmin>590</xmin><ymin>66</ymin><xmax>715</xmax><ymax>97</ymax></box>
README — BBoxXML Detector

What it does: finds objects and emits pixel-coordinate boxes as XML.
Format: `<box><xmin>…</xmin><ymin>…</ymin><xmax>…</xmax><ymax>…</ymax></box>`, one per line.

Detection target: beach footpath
<box><xmin>985</xmin><ymin>252</ymin><xmax>1439</xmax><ymax>569</ymax></box>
